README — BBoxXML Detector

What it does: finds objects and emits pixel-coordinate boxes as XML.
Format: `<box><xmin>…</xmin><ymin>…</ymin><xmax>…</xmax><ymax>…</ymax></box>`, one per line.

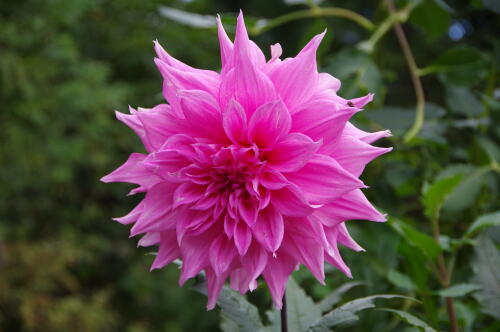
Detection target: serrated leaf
<box><xmin>465</xmin><ymin>211</ymin><xmax>500</xmax><ymax>239</ymax></box>
<box><xmin>379</xmin><ymin>308</ymin><xmax>437</xmax><ymax>332</ymax></box>
<box><xmin>472</xmin><ymin>233</ymin><xmax>500</xmax><ymax>320</ymax></box>
<box><xmin>422</xmin><ymin>175</ymin><xmax>463</xmax><ymax>218</ymax></box>
<box><xmin>437</xmin><ymin>283</ymin><xmax>481</xmax><ymax>297</ymax></box>
<box><xmin>390</xmin><ymin>217</ymin><xmax>441</xmax><ymax>259</ymax></box>
<box><xmin>316</xmin><ymin>282</ymin><xmax>365</xmax><ymax>312</ymax></box>
<box><xmin>192</xmin><ymin>282</ymin><xmax>266</xmax><ymax>332</ymax></box>
<box><xmin>286</xmin><ymin>277</ymin><xmax>322</xmax><ymax>332</ymax></box>
<box><xmin>387</xmin><ymin>270</ymin><xmax>416</xmax><ymax>292</ymax></box>
<box><xmin>308</xmin><ymin>294</ymin><xmax>414</xmax><ymax>331</ymax></box>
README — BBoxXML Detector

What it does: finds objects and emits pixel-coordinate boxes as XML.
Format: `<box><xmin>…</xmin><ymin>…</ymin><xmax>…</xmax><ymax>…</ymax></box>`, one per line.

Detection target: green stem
<box><xmin>249</xmin><ymin>7</ymin><xmax>374</xmax><ymax>35</ymax></box>
<box><xmin>430</xmin><ymin>207</ymin><xmax>459</xmax><ymax>332</ymax></box>
<box><xmin>357</xmin><ymin>0</ymin><xmax>418</xmax><ymax>53</ymax></box>
<box><xmin>385</xmin><ymin>0</ymin><xmax>425</xmax><ymax>143</ymax></box>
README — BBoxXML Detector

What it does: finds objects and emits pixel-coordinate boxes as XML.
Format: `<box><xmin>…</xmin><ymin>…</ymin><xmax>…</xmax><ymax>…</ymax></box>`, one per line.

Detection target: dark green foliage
<box><xmin>1</xmin><ymin>0</ymin><xmax>499</xmax><ymax>331</ymax></box>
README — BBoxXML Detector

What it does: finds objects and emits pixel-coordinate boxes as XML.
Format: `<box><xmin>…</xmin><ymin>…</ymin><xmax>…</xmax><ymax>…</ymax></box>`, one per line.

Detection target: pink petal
<box><xmin>130</xmin><ymin>182</ymin><xmax>177</xmax><ymax>236</ymax></box>
<box><xmin>271</xmin><ymin>184</ymin><xmax>313</xmax><ymax>217</ymax></box>
<box><xmin>238</xmin><ymin>243</ymin><xmax>268</xmax><ymax>292</ymax></box>
<box><xmin>154</xmin><ymin>58</ymin><xmax>220</xmax><ymax>98</ymax></box>
<box><xmin>179</xmin><ymin>227</ymin><xmax>217</xmax><ymax>285</ymax></box>
<box><xmin>282</xmin><ymin>217</ymin><xmax>325</xmax><ymax>284</ymax></box>
<box><xmin>113</xmin><ymin>200</ymin><xmax>144</xmax><ymax>225</ymax></box>
<box><xmin>343</xmin><ymin>122</ymin><xmax>392</xmax><ymax>144</ymax></box>
<box><xmin>349</xmin><ymin>93</ymin><xmax>374</xmax><ymax>108</ymax></box>
<box><xmin>323</xmin><ymin>227</ymin><xmax>352</xmax><ymax>277</ymax></box>
<box><xmin>154</xmin><ymin>39</ymin><xmax>210</xmax><ymax>75</ymax></box>
<box><xmin>216</xmin><ymin>15</ymin><xmax>234</xmax><ymax>70</ymax></box>
<box><xmin>259</xmin><ymin>170</ymin><xmax>289</xmax><ymax>190</ymax></box>
<box><xmin>253</xmin><ymin>205</ymin><xmax>284</xmax><ymax>253</ymax></box>
<box><xmin>234</xmin><ymin>222</ymin><xmax>253</xmax><ymax>256</ymax></box>
<box><xmin>247</xmin><ymin>100</ymin><xmax>291</xmax><ymax>149</ymax></box>
<box><xmin>263</xmin><ymin>251</ymin><xmax>297</xmax><ymax>309</ymax></box>
<box><xmin>269</xmin><ymin>43</ymin><xmax>282</xmax><ymax>62</ymax></box>
<box><xmin>222</xmin><ymin>99</ymin><xmax>248</xmax><ymax>144</ymax></box>
<box><xmin>314</xmin><ymin>189</ymin><xmax>386</xmax><ymax>226</ymax></box>
<box><xmin>206</xmin><ymin>268</ymin><xmax>230</xmax><ymax>310</ymax></box>
<box><xmin>172</xmin><ymin>182</ymin><xmax>206</xmax><ymax>209</ymax></box>
<box><xmin>329</xmin><ymin>135</ymin><xmax>392</xmax><ymax>177</ymax></box>
<box><xmin>337</xmin><ymin>222</ymin><xmax>364</xmax><ymax>252</ymax></box>
<box><xmin>292</xmin><ymin>100</ymin><xmax>358</xmax><ymax>152</ymax></box>
<box><xmin>266</xmin><ymin>133</ymin><xmax>320</xmax><ymax>172</ymax></box>
<box><xmin>219</xmin><ymin>14</ymin><xmax>276</xmax><ymax>115</ymax></box>
<box><xmin>150</xmin><ymin>231</ymin><xmax>180</xmax><ymax>270</ymax></box>
<box><xmin>285</xmin><ymin>154</ymin><xmax>365</xmax><ymax>204</ymax></box>
<box><xmin>101</xmin><ymin>153</ymin><xmax>156</xmax><ymax>186</ymax></box>
<box><xmin>238</xmin><ymin>198</ymin><xmax>258</xmax><ymax>227</ymax></box>
<box><xmin>115</xmin><ymin>108</ymin><xmax>152</xmax><ymax>152</ymax></box>
<box><xmin>179</xmin><ymin>90</ymin><xmax>227</xmax><ymax>143</ymax></box>
<box><xmin>317</xmin><ymin>73</ymin><xmax>341</xmax><ymax>92</ymax></box>
<box><xmin>138</xmin><ymin>232</ymin><xmax>160</xmax><ymax>247</ymax></box>
<box><xmin>143</xmin><ymin>150</ymin><xmax>191</xmax><ymax>180</ymax></box>
<box><xmin>210</xmin><ymin>234</ymin><xmax>238</xmax><ymax>276</ymax></box>
<box><xmin>135</xmin><ymin>105</ymin><xmax>183</xmax><ymax>151</ymax></box>
<box><xmin>265</xmin><ymin>31</ymin><xmax>325</xmax><ymax>110</ymax></box>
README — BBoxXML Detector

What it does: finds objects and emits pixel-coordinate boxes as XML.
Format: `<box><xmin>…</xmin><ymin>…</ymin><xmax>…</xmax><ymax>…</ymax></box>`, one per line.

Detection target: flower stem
<box><xmin>281</xmin><ymin>289</ymin><xmax>288</xmax><ymax>332</ymax></box>
<box><xmin>250</xmin><ymin>7</ymin><xmax>374</xmax><ymax>35</ymax></box>
<box><xmin>385</xmin><ymin>0</ymin><xmax>425</xmax><ymax>143</ymax></box>
<box><xmin>431</xmin><ymin>208</ymin><xmax>459</xmax><ymax>332</ymax></box>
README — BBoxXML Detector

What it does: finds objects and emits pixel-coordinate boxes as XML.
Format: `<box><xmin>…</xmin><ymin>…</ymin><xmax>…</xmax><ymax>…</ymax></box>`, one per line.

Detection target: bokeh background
<box><xmin>1</xmin><ymin>0</ymin><xmax>499</xmax><ymax>331</ymax></box>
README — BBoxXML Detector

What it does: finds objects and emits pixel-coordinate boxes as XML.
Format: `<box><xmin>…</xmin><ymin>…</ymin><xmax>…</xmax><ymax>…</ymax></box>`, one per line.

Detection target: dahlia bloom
<box><xmin>102</xmin><ymin>12</ymin><xmax>391</xmax><ymax>309</ymax></box>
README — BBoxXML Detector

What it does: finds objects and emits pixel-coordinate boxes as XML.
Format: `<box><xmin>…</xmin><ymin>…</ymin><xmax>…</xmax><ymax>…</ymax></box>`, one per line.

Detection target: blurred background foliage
<box><xmin>1</xmin><ymin>0</ymin><xmax>499</xmax><ymax>331</ymax></box>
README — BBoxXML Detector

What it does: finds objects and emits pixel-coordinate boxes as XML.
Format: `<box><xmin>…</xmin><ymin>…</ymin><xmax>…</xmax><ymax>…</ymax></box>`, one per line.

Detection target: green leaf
<box><xmin>465</xmin><ymin>211</ymin><xmax>500</xmax><ymax>239</ymax></box>
<box><xmin>158</xmin><ymin>6</ymin><xmax>216</xmax><ymax>28</ymax></box>
<box><xmin>389</xmin><ymin>217</ymin><xmax>441</xmax><ymax>259</ymax></box>
<box><xmin>422</xmin><ymin>175</ymin><xmax>463</xmax><ymax>218</ymax></box>
<box><xmin>477</xmin><ymin>136</ymin><xmax>500</xmax><ymax>164</ymax></box>
<box><xmin>442</xmin><ymin>167</ymin><xmax>489</xmax><ymax>214</ymax></box>
<box><xmin>364</xmin><ymin>107</ymin><xmax>414</xmax><ymax>136</ymax></box>
<box><xmin>192</xmin><ymin>282</ymin><xmax>266</xmax><ymax>332</ymax></box>
<box><xmin>316</xmin><ymin>282</ymin><xmax>365</xmax><ymax>312</ymax></box>
<box><xmin>482</xmin><ymin>0</ymin><xmax>500</xmax><ymax>14</ymax></box>
<box><xmin>286</xmin><ymin>277</ymin><xmax>322</xmax><ymax>332</ymax></box>
<box><xmin>387</xmin><ymin>269</ymin><xmax>417</xmax><ymax>292</ymax></box>
<box><xmin>410</xmin><ymin>0</ymin><xmax>451</xmax><ymax>39</ymax></box>
<box><xmin>283</xmin><ymin>0</ymin><xmax>325</xmax><ymax>5</ymax></box>
<box><xmin>379</xmin><ymin>308</ymin><xmax>437</xmax><ymax>332</ymax></box>
<box><xmin>421</xmin><ymin>46</ymin><xmax>489</xmax><ymax>86</ymax></box>
<box><xmin>308</xmin><ymin>295</ymin><xmax>415</xmax><ymax>331</ymax></box>
<box><xmin>472</xmin><ymin>234</ymin><xmax>500</xmax><ymax>320</ymax></box>
<box><xmin>437</xmin><ymin>283</ymin><xmax>481</xmax><ymax>297</ymax></box>
<box><xmin>325</xmin><ymin>48</ymin><xmax>383</xmax><ymax>100</ymax></box>
<box><xmin>446</xmin><ymin>86</ymin><xmax>484</xmax><ymax>116</ymax></box>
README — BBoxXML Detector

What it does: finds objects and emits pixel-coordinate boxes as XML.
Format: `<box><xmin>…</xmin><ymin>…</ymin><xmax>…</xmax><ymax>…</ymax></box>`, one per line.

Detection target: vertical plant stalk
<box><xmin>386</xmin><ymin>0</ymin><xmax>425</xmax><ymax>143</ymax></box>
<box><xmin>281</xmin><ymin>289</ymin><xmax>288</xmax><ymax>332</ymax></box>
<box><xmin>431</xmin><ymin>209</ymin><xmax>459</xmax><ymax>332</ymax></box>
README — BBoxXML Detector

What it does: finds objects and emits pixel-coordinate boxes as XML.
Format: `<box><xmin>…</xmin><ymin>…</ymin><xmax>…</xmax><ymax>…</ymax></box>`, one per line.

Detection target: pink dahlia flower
<box><xmin>102</xmin><ymin>12</ymin><xmax>391</xmax><ymax>309</ymax></box>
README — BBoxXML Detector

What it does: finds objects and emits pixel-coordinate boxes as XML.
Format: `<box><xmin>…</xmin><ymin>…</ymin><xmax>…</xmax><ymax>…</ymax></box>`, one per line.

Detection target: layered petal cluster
<box><xmin>102</xmin><ymin>13</ymin><xmax>391</xmax><ymax>309</ymax></box>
